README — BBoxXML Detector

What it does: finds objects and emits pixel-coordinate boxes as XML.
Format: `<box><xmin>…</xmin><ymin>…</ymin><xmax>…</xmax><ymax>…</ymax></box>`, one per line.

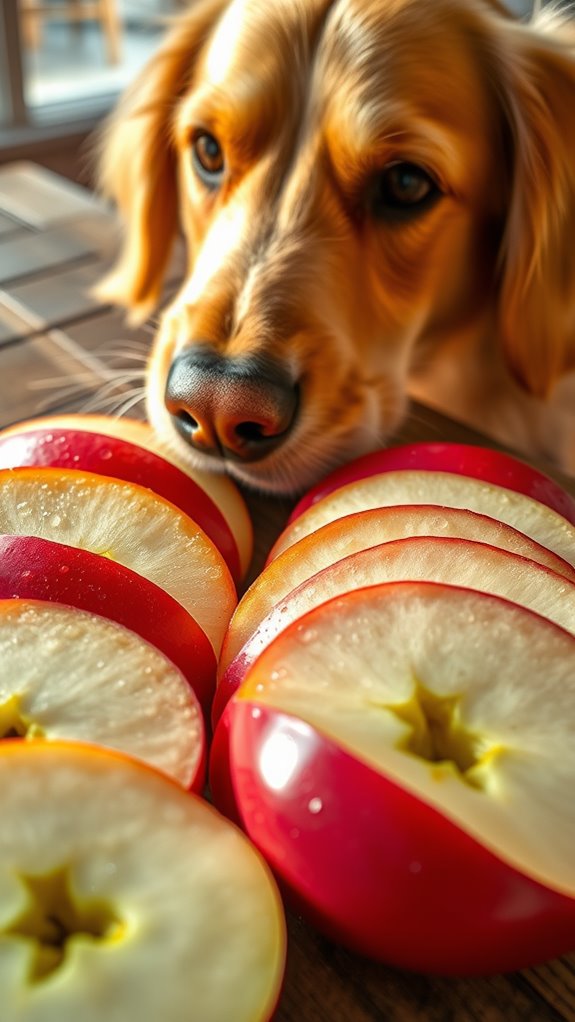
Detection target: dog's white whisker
<box><xmin>79</xmin><ymin>393</ymin><xmax>141</xmax><ymax>416</ymax></box>
<box><xmin>94</xmin><ymin>348</ymin><xmax>149</xmax><ymax>362</ymax></box>
<box><xmin>83</xmin><ymin>374</ymin><xmax>146</xmax><ymax>403</ymax></box>
<box><xmin>34</xmin><ymin>382</ymin><xmax>99</xmax><ymax>414</ymax></box>
<box><xmin>27</xmin><ymin>373</ymin><xmax>98</xmax><ymax>392</ymax></box>
<box><xmin>107</xmin><ymin>389</ymin><xmax>148</xmax><ymax>419</ymax></box>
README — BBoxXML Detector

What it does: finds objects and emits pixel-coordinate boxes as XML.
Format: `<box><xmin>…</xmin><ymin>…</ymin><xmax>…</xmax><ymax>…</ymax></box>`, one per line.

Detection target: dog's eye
<box><xmin>192</xmin><ymin>132</ymin><xmax>225</xmax><ymax>187</ymax></box>
<box><xmin>371</xmin><ymin>162</ymin><xmax>440</xmax><ymax>220</ymax></box>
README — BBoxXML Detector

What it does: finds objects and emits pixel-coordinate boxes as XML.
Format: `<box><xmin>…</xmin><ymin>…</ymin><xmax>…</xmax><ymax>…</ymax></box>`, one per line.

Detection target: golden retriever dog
<box><xmin>97</xmin><ymin>0</ymin><xmax>575</xmax><ymax>495</ymax></box>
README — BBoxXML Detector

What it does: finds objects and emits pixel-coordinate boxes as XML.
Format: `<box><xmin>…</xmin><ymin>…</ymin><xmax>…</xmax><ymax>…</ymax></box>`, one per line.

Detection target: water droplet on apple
<box><xmin>270</xmin><ymin>667</ymin><xmax>287</xmax><ymax>681</ymax></box>
<box><xmin>50</xmin><ymin>514</ymin><xmax>62</xmax><ymax>528</ymax></box>
<box><xmin>308</xmin><ymin>797</ymin><xmax>323</xmax><ymax>814</ymax></box>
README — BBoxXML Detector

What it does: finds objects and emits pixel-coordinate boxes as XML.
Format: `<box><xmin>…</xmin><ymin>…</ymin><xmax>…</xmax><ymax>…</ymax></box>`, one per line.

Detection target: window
<box><xmin>0</xmin><ymin>0</ymin><xmax>172</xmax><ymax>158</ymax></box>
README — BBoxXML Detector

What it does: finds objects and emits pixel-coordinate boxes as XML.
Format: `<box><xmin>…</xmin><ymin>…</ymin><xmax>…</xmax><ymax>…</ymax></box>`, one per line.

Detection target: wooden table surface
<box><xmin>1</xmin><ymin>160</ymin><xmax>575</xmax><ymax>1022</ymax></box>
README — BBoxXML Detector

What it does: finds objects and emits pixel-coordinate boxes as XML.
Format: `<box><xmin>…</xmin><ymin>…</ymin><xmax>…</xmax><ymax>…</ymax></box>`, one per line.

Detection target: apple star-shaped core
<box><xmin>384</xmin><ymin>680</ymin><xmax>500</xmax><ymax>788</ymax></box>
<box><xmin>2</xmin><ymin>866</ymin><xmax>125</xmax><ymax>982</ymax></box>
<box><xmin>0</xmin><ymin>696</ymin><xmax>44</xmax><ymax>741</ymax></box>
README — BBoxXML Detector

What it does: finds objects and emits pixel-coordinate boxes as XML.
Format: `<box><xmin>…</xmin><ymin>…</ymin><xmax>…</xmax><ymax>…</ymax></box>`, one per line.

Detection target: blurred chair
<box><xmin>20</xmin><ymin>0</ymin><xmax>122</xmax><ymax>64</ymax></box>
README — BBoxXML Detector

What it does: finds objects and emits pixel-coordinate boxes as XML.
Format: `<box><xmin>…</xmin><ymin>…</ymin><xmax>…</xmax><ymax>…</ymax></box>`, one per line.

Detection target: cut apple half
<box><xmin>289</xmin><ymin>441</ymin><xmax>575</xmax><ymax>525</ymax></box>
<box><xmin>0</xmin><ymin>599</ymin><xmax>205</xmax><ymax>790</ymax></box>
<box><xmin>0</xmin><ymin>535</ymin><xmax>217</xmax><ymax>715</ymax></box>
<box><xmin>219</xmin><ymin>504</ymin><xmax>575</xmax><ymax>683</ymax></box>
<box><xmin>0</xmin><ymin>425</ymin><xmax>242</xmax><ymax>583</ymax></box>
<box><xmin>212</xmin><ymin>582</ymin><xmax>575</xmax><ymax>975</ymax></box>
<box><xmin>0</xmin><ymin>415</ymin><xmax>253</xmax><ymax>579</ymax></box>
<box><xmin>214</xmin><ymin>537</ymin><xmax>575</xmax><ymax>724</ymax></box>
<box><xmin>0</xmin><ymin>741</ymin><xmax>286</xmax><ymax>1022</ymax></box>
<box><xmin>0</xmin><ymin>467</ymin><xmax>236</xmax><ymax>658</ymax></box>
<box><xmin>268</xmin><ymin>470</ymin><xmax>575</xmax><ymax>566</ymax></box>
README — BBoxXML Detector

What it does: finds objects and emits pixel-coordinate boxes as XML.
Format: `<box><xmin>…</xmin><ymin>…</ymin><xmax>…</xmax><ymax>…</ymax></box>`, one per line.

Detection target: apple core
<box><xmin>0</xmin><ymin>696</ymin><xmax>44</xmax><ymax>740</ymax></box>
<box><xmin>387</xmin><ymin>680</ymin><xmax>498</xmax><ymax>790</ymax></box>
<box><xmin>2</xmin><ymin>866</ymin><xmax>125</xmax><ymax>983</ymax></box>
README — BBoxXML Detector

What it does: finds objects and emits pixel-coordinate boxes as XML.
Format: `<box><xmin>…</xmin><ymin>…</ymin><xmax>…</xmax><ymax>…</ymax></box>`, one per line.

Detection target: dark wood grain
<box><xmin>1</xmin><ymin>162</ymin><xmax>575</xmax><ymax>1022</ymax></box>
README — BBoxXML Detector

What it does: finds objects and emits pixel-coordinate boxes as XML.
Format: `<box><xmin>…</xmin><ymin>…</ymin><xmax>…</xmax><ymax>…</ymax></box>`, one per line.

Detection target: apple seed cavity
<box><xmin>2</xmin><ymin>865</ymin><xmax>125</xmax><ymax>984</ymax></box>
<box><xmin>385</xmin><ymin>680</ymin><xmax>499</xmax><ymax>789</ymax></box>
<box><xmin>0</xmin><ymin>695</ymin><xmax>45</xmax><ymax>741</ymax></box>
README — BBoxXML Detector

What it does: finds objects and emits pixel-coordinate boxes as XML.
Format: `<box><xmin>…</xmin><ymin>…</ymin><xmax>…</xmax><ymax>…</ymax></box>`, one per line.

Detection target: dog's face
<box><xmin>98</xmin><ymin>0</ymin><xmax>575</xmax><ymax>494</ymax></box>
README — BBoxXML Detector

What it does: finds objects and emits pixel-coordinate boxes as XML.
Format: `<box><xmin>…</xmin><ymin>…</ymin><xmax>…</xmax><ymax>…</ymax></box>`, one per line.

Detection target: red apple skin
<box><xmin>289</xmin><ymin>442</ymin><xmax>575</xmax><ymax>526</ymax></box>
<box><xmin>213</xmin><ymin>655</ymin><xmax>250</xmax><ymax>729</ymax></box>
<box><xmin>0</xmin><ymin>428</ymin><xmax>242</xmax><ymax>584</ymax></box>
<box><xmin>0</xmin><ymin>534</ymin><xmax>217</xmax><ymax>716</ymax></box>
<box><xmin>211</xmin><ymin>701</ymin><xmax>575</xmax><ymax>976</ymax></box>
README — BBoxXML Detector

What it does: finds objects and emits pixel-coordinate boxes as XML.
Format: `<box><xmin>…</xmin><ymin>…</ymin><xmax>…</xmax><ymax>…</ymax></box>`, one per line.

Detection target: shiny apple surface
<box><xmin>212</xmin><ymin>582</ymin><xmax>575</xmax><ymax>974</ymax></box>
<box><xmin>0</xmin><ymin>427</ymin><xmax>242</xmax><ymax>582</ymax></box>
<box><xmin>0</xmin><ymin>534</ymin><xmax>216</xmax><ymax>714</ymax></box>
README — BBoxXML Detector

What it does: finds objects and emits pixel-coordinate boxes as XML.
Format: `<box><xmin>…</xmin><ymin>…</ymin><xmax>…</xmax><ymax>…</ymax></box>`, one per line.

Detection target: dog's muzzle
<box><xmin>165</xmin><ymin>346</ymin><xmax>299</xmax><ymax>463</ymax></box>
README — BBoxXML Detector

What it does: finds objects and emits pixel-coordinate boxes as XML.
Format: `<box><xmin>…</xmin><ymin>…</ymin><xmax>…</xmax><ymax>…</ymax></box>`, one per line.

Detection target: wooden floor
<box><xmin>1</xmin><ymin>161</ymin><xmax>575</xmax><ymax>1022</ymax></box>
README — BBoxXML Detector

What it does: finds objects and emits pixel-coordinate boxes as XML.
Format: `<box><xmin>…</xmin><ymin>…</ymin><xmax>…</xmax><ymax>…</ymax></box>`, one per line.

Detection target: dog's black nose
<box><xmin>165</xmin><ymin>347</ymin><xmax>298</xmax><ymax>462</ymax></box>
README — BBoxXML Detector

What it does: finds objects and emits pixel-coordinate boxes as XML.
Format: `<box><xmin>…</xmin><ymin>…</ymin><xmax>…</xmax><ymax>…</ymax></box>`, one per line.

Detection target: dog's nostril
<box><xmin>165</xmin><ymin>347</ymin><xmax>298</xmax><ymax>463</ymax></box>
<box><xmin>170</xmin><ymin>407</ymin><xmax>220</xmax><ymax>453</ymax></box>
<box><xmin>176</xmin><ymin>410</ymin><xmax>198</xmax><ymax>430</ymax></box>
<box><xmin>233</xmin><ymin>421</ymin><xmax>267</xmax><ymax>442</ymax></box>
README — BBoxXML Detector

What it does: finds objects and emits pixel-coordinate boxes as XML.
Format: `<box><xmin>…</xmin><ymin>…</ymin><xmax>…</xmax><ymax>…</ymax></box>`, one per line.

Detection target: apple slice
<box><xmin>290</xmin><ymin>442</ymin><xmax>575</xmax><ymax>524</ymax></box>
<box><xmin>0</xmin><ymin>414</ymin><xmax>253</xmax><ymax>579</ymax></box>
<box><xmin>0</xmin><ymin>425</ymin><xmax>242</xmax><ymax>583</ymax></box>
<box><xmin>268</xmin><ymin>470</ymin><xmax>575</xmax><ymax>566</ymax></box>
<box><xmin>0</xmin><ymin>467</ymin><xmax>236</xmax><ymax>658</ymax></box>
<box><xmin>211</xmin><ymin>582</ymin><xmax>575</xmax><ymax>975</ymax></box>
<box><xmin>0</xmin><ymin>598</ymin><xmax>205</xmax><ymax>790</ymax></box>
<box><xmin>0</xmin><ymin>535</ymin><xmax>216</xmax><ymax>715</ymax></box>
<box><xmin>0</xmin><ymin>740</ymin><xmax>286</xmax><ymax>1021</ymax></box>
<box><xmin>219</xmin><ymin>505</ymin><xmax>575</xmax><ymax>683</ymax></box>
<box><xmin>214</xmin><ymin>537</ymin><xmax>575</xmax><ymax>724</ymax></box>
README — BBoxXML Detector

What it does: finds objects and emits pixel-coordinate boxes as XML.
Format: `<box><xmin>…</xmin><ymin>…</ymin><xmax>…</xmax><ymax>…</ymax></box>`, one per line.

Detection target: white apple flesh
<box><xmin>0</xmin><ymin>741</ymin><xmax>286</xmax><ymax>1021</ymax></box>
<box><xmin>214</xmin><ymin>537</ymin><xmax>575</xmax><ymax>724</ymax></box>
<box><xmin>0</xmin><ymin>414</ymin><xmax>253</xmax><ymax>579</ymax></box>
<box><xmin>212</xmin><ymin>582</ymin><xmax>575</xmax><ymax>974</ymax></box>
<box><xmin>0</xmin><ymin>599</ymin><xmax>205</xmax><ymax>790</ymax></box>
<box><xmin>0</xmin><ymin>467</ymin><xmax>237</xmax><ymax>657</ymax></box>
<box><xmin>219</xmin><ymin>504</ymin><xmax>575</xmax><ymax>683</ymax></box>
<box><xmin>268</xmin><ymin>470</ymin><xmax>575</xmax><ymax>567</ymax></box>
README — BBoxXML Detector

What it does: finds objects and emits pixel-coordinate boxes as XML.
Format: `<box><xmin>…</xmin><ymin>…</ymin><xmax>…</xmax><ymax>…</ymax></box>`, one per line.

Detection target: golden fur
<box><xmin>97</xmin><ymin>0</ymin><xmax>575</xmax><ymax>494</ymax></box>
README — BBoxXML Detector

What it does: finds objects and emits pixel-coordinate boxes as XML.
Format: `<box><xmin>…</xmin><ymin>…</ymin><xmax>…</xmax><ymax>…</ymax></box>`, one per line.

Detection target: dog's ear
<box><xmin>495</xmin><ymin>15</ymin><xmax>575</xmax><ymax>398</ymax></box>
<box><xmin>95</xmin><ymin>0</ymin><xmax>225</xmax><ymax>323</ymax></box>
